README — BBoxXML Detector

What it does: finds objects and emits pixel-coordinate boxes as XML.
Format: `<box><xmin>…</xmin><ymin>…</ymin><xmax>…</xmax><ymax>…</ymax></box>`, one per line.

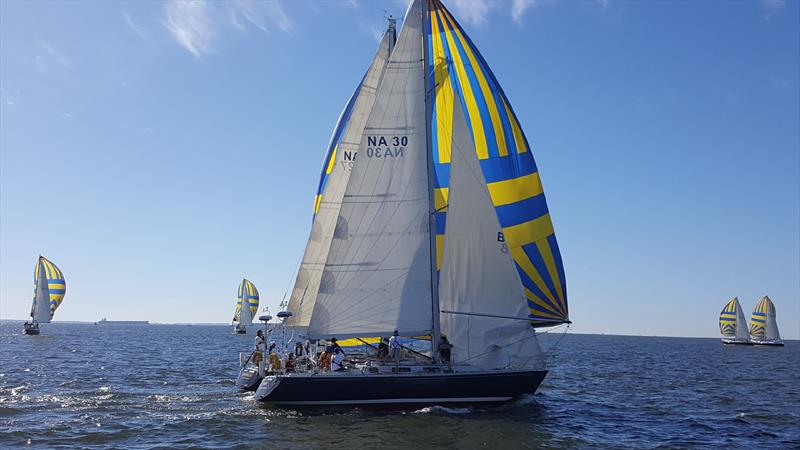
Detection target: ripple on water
<box><xmin>1</xmin><ymin>324</ymin><xmax>798</xmax><ymax>449</ymax></box>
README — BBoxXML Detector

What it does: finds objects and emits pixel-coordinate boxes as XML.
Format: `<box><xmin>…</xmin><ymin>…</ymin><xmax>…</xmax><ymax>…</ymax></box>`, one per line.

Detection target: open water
<box><xmin>1</xmin><ymin>322</ymin><xmax>798</xmax><ymax>449</ymax></box>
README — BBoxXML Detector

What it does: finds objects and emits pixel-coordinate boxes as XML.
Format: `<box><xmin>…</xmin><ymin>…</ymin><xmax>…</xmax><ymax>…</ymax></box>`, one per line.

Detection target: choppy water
<box><xmin>1</xmin><ymin>323</ymin><xmax>798</xmax><ymax>449</ymax></box>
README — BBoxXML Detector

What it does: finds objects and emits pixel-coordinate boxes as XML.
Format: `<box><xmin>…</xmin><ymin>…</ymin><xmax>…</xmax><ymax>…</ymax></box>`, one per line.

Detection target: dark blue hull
<box><xmin>255</xmin><ymin>369</ymin><xmax>547</xmax><ymax>407</ymax></box>
<box><xmin>236</xmin><ymin>367</ymin><xmax>263</xmax><ymax>391</ymax></box>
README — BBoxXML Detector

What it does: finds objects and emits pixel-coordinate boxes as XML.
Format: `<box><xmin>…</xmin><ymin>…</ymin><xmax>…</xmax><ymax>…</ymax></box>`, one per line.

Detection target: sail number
<box><xmin>339</xmin><ymin>136</ymin><xmax>408</xmax><ymax>171</ymax></box>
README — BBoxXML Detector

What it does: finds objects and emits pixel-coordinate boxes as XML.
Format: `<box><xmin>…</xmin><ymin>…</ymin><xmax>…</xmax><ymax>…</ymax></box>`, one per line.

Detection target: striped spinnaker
<box><xmin>34</xmin><ymin>256</ymin><xmax>66</xmax><ymax>319</ymax></box>
<box><xmin>425</xmin><ymin>0</ymin><xmax>567</xmax><ymax>325</ymax></box>
<box><xmin>235</xmin><ymin>278</ymin><xmax>260</xmax><ymax>322</ymax></box>
<box><xmin>749</xmin><ymin>296</ymin><xmax>772</xmax><ymax>339</ymax></box>
<box><xmin>719</xmin><ymin>297</ymin><xmax>738</xmax><ymax>337</ymax></box>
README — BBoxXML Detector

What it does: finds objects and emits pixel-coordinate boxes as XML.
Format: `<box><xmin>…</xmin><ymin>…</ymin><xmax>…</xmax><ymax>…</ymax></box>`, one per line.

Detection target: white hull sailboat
<box><xmin>254</xmin><ymin>0</ymin><xmax>570</xmax><ymax>407</ymax></box>
<box><xmin>232</xmin><ymin>278</ymin><xmax>259</xmax><ymax>334</ymax></box>
<box><xmin>719</xmin><ymin>297</ymin><xmax>751</xmax><ymax>345</ymax></box>
<box><xmin>749</xmin><ymin>296</ymin><xmax>784</xmax><ymax>347</ymax></box>
<box><xmin>24</xmin><ymin>256</ymin><xmax>66</xmax><ymax>335</ymax></box>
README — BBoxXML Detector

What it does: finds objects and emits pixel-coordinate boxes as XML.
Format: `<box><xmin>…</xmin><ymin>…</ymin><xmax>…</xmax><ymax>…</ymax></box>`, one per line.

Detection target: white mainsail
<box><xmin>287</xmin><ymin>0</ymin><xmax>569</xmax><ymax>361</ymax></box>
<box><xmin>438</xmin><ymin>100</ymin><xmax>543</xmax><ymax>368</ymax></box>
<box><xmin>734</xmin><ymin>299</ymin><xmax>749</xmax><ymax>341</ymax></box>
<box><xmin>306</xmin><ymin>7</ymin><xmax>432</xmax><ymax>339</ymax></box>
<box><xmin>31</xmin><ymin>258</ymin><xmax>51</xmax><ymax>323</ymax></box>
<box><xmin>285</xmin><ymin>21</ymin><xmax>396</xmax><ymax>330</ymax></box>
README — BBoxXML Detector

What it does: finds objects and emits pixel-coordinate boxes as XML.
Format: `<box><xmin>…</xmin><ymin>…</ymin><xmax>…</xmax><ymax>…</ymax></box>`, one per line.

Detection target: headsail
<box><xmin>750</xmin><ymin>296</ymin><xmax>781</xmax><ymax>341</ymax></box>
<box><xmin>425</xmin><ymin>0</ymin><xmax>568</xmax><ymax>326</ymax></box>
<box><xmin>234</xmin><ymin>278</ymin><xmax>259</xmax><ymax>328</ymax></box>
<box><xmin>719</xmin><ymin>297</ymin><xmax>748</xmax><ymax>340</ymax></box>
<box><xmin>31</xmin><ymin>256</ymin><xmax>66</xmax><ymax>323</ymax></box>
<box><xmin>438</xmin><ymin>99</ymin><xmax>543</xmax><ymax>368</ymax></box>
<box><xmin>306</xmin><ymin>6</ymin><xmax>432</xmax><ymax>339</ymax></box>
<box><xmin>285</xmin><ymin>21</ymin><xmax>396</xmax><ymax>330</ymax></box>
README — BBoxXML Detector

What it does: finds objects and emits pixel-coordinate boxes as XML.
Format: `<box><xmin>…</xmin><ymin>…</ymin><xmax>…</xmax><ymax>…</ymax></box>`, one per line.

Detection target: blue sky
<box><xmin>1</xmin><ymin>0</ymin><xmax>797</xmax><ymax>338</ymax></box>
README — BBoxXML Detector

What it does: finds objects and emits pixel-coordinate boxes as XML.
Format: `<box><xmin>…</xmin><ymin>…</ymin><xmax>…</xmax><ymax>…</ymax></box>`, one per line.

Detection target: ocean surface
<box><xmin>1</xmin><ymin>322</ymin><xmax>798</xmax><ymax>449</ymax></box>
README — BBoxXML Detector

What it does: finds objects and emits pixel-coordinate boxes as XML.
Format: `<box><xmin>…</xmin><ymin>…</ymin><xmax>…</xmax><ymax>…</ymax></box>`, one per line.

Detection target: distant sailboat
<box><xmin>718</xmin><ymin>297</ymin><xmax>751</xmax><ymax>345</ymax></box>
<box><xmin>233</xmin><ymin>278</ymin><xmax>259</xmax><ymax>334</ymax></box>
<box><xmin>254</xmin><ymin>0</ymin><xmax>570</xmax><ymax>407</ymax></box>
<box><xmin>749</xmin><ymin>296</ymin><xmax>783</xmax><ymax>347</ymax></box>
<box><xmin>24</xmin><ymin>256</ymin><xmax>66</xmax><ymax>335</ymax></box>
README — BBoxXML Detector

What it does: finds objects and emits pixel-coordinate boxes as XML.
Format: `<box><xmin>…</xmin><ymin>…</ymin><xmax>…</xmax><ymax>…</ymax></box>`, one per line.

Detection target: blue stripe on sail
<box><xmin>515</xmin><ymin>265</ymin><xmax>558</xmax><ymax>313</ymax></box>
<box><xmin>47</xmin><ymin>289</ymin><xmax>66</xmax><ymax>295</ymax></box>
<box><xmin>495</xmin><ymin>194</ymin><xmax>549</xmax><ymax>228</ymax></box>
<box><xmin>433</xmin><ymin>163</ymin><xmax>450</xmax><ymax>188</ymax></box>
<box><xmin>435</xmin><ymin>212</ymin><xmax>447</xmax><ymax>235</ymax></box>
<box><xmin>479</xmin><ymin>155</ymin><xmax>537</xmax><ymax>184</ymax></box>
<box><xmin>521</xmin><ymin>242</ymin><xmax>558</xmax><ymax>299</ymax></box>
<box><xmin>446</xmin><ymin>25</ymin><xmax>500</xmax><ymax>159</ymax></box>
<box><xmin>547</xmin><ymin>234</ymin><xmax>567</xmax><ymax>300</ymax></box>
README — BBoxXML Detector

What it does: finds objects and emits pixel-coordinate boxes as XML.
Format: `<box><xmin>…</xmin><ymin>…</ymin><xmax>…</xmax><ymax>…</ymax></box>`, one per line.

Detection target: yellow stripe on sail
<box><xmin>326</xmin><ymin>145</ymin><xmax>338</xmax><ymax>175</ymax></box>
<box><xmin>434</xmin><ymin>187</ymin><xmax>449</xmax><ymax>211</ymax></box>
<box><xmin>510</xmin><ymin>246</ymin><xmax>559</xmax><ymax>312</ymax></box>
<box><xmin>486</xmin><ymin>172</ymin><xmax>543</xmax><ymax>206</ymax></box>
<box><xmin>525</xmin><ymin>288</ymin><xmax>561</xmax><ymax>317</ymax></box>
<box><xmin>436</xmin><ymin>8</ymin><xmax>488</xmax><ymax>160</ymax></box>
<box><xmin>502</xmin><ymin>213</ymin><xmax>554</xmax><ymax>248</ymax></box>
<box><xmin>430</xmin><ymin>14</ymin><xmax>454</xmax><ymax>165</ymax></box>
<box><xmin>501</xmin><ymin>96</ymin><xmax>528</xmax><ymax>153</ymax></box>
<box><xmin>440</xmin><ymin>6</ymin><xmax>509</xmax><ymax>157</ymax></box>
<box><xmin>436</xmin><ymin>234</ymin><xmax>445</xmax><ymax>271</ymax></box>
<box><xmin>535</xmin><ymin>238</ymin><xmax>565</xmax><ymax>307</ymax></box>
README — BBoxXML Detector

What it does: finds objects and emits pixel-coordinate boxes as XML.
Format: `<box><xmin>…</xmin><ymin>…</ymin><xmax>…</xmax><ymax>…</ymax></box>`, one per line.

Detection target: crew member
<box><xmin>388</xmin><ymin>330</ymin><xmax>401</xmax><ymax>360</ymax></box>
<box><xmin>253</xmin><ymin>330</ymin><xmax>266</xmax><ymax>365</ymax></box>
<box><xmin>438</xmin><ymin>335</ymin><xmax>453</xmax><ymax>364</ymax></box>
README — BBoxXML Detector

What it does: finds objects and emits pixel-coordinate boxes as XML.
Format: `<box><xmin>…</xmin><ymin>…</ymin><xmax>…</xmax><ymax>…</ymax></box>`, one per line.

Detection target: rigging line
<box><xmin>282</xmin><ymin>245</ymin><xmax>306</xmax><ymax>301</ymax></box>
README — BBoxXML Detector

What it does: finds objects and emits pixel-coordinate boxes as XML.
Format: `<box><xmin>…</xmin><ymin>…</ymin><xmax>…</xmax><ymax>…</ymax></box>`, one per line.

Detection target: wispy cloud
<box><xmin>163</xmin><ymin>0</ymin><xmax>292</xmax><ymax>58</ymax></box>
<box><xmin>762</xmin><ymin>0</ymin><xmax>786</xmax><ymax>20</ymax></box>
<box><xmin>511</xmin><ymin>0</ymin><xmax>536</xmax><ymax>24</ymax></box>
<box><xmin>124</xmin><ymin>12</ymin><xmax>149</xmax><ymax>41</ymax></box>
<box><xmin>163</xmin><ymin>0</ymin><xmax>215</xmax><ymax>58</ymax></box>
<box><xmin>38</xmin><ymin>40</ymin><xmax>71</xmax><ymax>69</ymax></box>
<box><xmin>449</xmin><ymin>0</ymin><xmax>493</xmax><ymax>26</ymax></box>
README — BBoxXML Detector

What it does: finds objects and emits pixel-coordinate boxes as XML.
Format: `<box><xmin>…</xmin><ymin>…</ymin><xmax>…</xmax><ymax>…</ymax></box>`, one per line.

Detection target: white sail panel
<box><xmin>32</xmin><ymin>259</ymin><xmax>51</xmax><ymax>323</ymax></box>
<box><xmin>285</xmin><ymin>24</ymin><xmax>396</xmax><ymax>328</ymax></box>
<box><xmin>734</xmin><ymin>299</ymin><xmax>749</xmax><ymax>341</ymax></box>
<box><xmin>307</xmin><ymin>9</ymin><xmax>432</xmax><ymax>339</ymax></box>
<box><xmin>439</xmin><ymin>98</ymin><xmax>543</xmax><ymax>369</ymax></box>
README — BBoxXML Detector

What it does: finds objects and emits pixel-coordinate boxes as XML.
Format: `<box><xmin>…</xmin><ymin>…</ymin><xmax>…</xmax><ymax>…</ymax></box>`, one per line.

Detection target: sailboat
<box><xmin>254</xmin><ymin>0</ymin><xmax>569</xmax><ymax>406</ymax></box>
<box><xmin>232</xmin><ymin>278</ymin><xmax>259</xmax><ymax>334</ymax></box>
<box><xmin>718</xmin><ymin>297</ymin><xmax>751</xmax><ymax>345</ymax></box>
<box><xmin>24</xmin><ymin>256</ymin><xmax>66</xmax><ymax>335</ymax></box>
<box><xmin>749</xmin><ymin>296</ymin><xmax>784</xmax><ymax>346</ymax></box>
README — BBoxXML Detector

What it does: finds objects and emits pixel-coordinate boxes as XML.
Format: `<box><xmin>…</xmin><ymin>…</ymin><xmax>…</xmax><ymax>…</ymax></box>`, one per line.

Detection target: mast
<box><xmin>421</xmin><ymin>0</ymin><xmax>441</xmax><ymax>361</ymax></box>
